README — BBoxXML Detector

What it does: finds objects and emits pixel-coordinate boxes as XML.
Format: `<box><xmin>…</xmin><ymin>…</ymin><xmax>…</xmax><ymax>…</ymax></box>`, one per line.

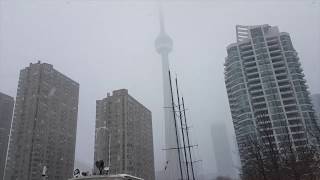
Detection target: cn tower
<box><xmin>155</xmin><ymin>5</ymin><xmax>182</xmax><ymax>180</ymax></box>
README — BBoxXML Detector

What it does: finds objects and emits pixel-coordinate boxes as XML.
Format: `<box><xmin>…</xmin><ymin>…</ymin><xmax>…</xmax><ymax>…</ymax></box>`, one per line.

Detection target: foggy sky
<box><xmin>0</xmin><ymin>0</ymin><xmax>319</xmax><ymax>176</ymax></box>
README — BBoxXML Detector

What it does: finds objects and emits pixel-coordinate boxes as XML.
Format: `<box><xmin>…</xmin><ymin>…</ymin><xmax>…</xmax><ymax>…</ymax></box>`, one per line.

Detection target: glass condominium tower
<box><xmin>224</xmin><ymin>24</ymin><xmax>319</xmax><ymax>165</ymax></box>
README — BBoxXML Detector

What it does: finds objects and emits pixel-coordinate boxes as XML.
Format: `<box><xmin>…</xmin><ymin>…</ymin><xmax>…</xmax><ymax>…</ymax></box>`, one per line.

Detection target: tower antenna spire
<box><xmin>155</xmin><ymin>1</ymin><xmax>173</xmax><ymax>54</ymax></box>
<box><xmin>158</xmin><ymin>1</ymin><xmax>165</xmax><ymax>34</ymax></box>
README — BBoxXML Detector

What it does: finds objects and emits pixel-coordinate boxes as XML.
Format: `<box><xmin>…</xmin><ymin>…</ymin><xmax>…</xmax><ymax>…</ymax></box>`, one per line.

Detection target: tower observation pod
<box><xmin>155</xmin><ymin>5</ymin><xmax>183</xmax><ymax>180</ymax></box>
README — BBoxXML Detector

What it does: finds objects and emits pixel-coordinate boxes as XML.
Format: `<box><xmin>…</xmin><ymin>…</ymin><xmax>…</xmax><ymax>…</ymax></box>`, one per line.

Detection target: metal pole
<box><xmin>168</xmin><ymin>70</ymin><xmax>184</xmax><ymax>180</ymax></box>
<box><xmin>175</xmin><ymin>77</ymin><xmax>190</xmax><ymax>180</ymax></box>
<box><xmin>182</xmin><ymin>97</ymin><xmax>196</xmax><ymax>180</ymax></box>
<box><xmin>108</xmin><ymin>133</ymin><xmax>111</xmax><ymax>175</ymax></box>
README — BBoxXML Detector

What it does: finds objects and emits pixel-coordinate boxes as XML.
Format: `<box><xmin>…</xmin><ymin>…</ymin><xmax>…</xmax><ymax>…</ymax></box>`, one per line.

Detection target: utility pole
<box><xmin>169</xmin><ymin>70</ymin><xmax>184</xmax><ymax>180</ymax></box>
<box><xmin>175</xmin><ymin>77</ymin><xmax>190</xmax><ymax>180</ymax></box>
<box><xmin>107</xmin><ymin>133</ymin><xmax>111</xmax><ymax>175</ymax></box>
<box><xmin>182</xmin><ymin>97</ymin><xmax>196</xmax><ymax>180</ymax></box>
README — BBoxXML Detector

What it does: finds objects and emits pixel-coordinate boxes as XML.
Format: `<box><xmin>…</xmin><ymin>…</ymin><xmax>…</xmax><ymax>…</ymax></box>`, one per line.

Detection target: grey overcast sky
<box><xmin>0</xmin><ymin>0</ymin><xmax>319</xmax><ymax>176</ymax></box>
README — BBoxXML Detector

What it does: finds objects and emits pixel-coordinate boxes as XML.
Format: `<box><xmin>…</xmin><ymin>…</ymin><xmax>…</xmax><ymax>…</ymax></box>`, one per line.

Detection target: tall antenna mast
<box><xmin>175</xmin><ymin>77</ymin><xmax>190</xmax><ymax>180</ymax></box>
<box><xmin>108</xmin><ymin>133</ymin><xmax>111</xmax><ymax>174</ymax></box>
<box><xmin>169</xmin><ymin>70</ymin><xmax>184</xmax><ymax>180</ymax></box>
<box><xmin>182</xmin><ymin>97</ymin><xmax>196</xmax><ymax>180</ymax></box>
<box><xmin>159</xmin><ymin>1</ymin><xmax>165</xmax><ymax>34</ymax></box>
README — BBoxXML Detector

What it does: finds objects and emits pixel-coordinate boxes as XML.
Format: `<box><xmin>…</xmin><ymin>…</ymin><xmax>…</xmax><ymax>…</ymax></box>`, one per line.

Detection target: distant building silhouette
<box><xmin>4</xmin><ymin>61</ymin><xmax>79</xmax><ymax>180</ymax></box>
<box><xmin>94</xmin><ymin>89</ymin><xmax>155</xmax><ymax>180</ymax></box>
<box><xmin>211</xmin><ymin>123</ymin><xmax>236</xmax><ymax>178</ymax></box>
<box><xmin>0</xmin><ymin>92</ymin><xmax>14</xmax><ymax>180</ymax></box>
<box><xmin>225</xmin><ymin>25</ymin><xmax>319</xmax><ymax>166</ymax></box>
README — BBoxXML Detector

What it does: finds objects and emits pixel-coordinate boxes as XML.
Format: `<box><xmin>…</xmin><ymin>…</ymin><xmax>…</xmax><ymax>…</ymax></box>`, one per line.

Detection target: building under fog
<box><xmin>224</xmin><ymin>24</ymin><xmax>319</xmax><ymax>165</ymax></box>
<box><xmin>4</xmin><ymin>61</ymin><xmax>79</xmax><ymax>180</ymax></box>
<box><xmin>0</xmin><ymin>92</ymin><xmax>14</xmax><ymax>180</ymax></box>
<box><xmin>211</xmin><ymin>123</ymin><xmax>236</xmax><ymax>178</ymax></box>
<box><xmin>94</xmin><ymin>89</ymin><xmax>155</xmax><ymax>180</ymax></box>
<box><xmin>155</xmin><ymin>7</ymin><xmax>183</xmax><ymax>180</ymax></box>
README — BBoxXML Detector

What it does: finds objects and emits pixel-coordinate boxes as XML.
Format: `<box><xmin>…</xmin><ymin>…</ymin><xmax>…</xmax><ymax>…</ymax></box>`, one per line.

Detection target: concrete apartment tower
<box><xmin>224</xmin><ymin>25</ymin><xmax>319</xmax><ymax>166</ymax></box>
<box><xmin>211</xmin><ymin>123</ymin><xmax>236</xmax><ymax>178</ymax></box>
<box><xmin>155</xmin><ymin>6</ymin><xmax>183</xmax><ymax>180</ymax></box>
<box><xmin>4</xmin><ymin>62</ymin><xmax>79</xmax><ymax>180</ymax></box>
<box><xmin>311</xmin><ymin>94</ymin><xmax>320</xmax><ymax>122</ymax></box>
<box><xmin>0</xmin><ymin>92</ymin><xmax>14</xmax><ymax>180</ymax></box>
<box><xmin>94</xmin><ymin>89</ymin><xmax>155</xmax><ymax>180</ymax></box>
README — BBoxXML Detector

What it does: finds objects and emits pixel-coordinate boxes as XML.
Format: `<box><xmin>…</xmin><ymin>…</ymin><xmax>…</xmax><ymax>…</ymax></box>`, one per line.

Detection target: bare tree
<box><xmin>240</xmin><ymin>116</ymin><xmax>320</xmax><ymax>180</ymax></box>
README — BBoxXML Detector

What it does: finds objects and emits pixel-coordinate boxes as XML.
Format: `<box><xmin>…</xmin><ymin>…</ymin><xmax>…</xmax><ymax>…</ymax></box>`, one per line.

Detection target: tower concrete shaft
<box><xmin>155</xmin><ymin>5</ymin><xmax>182</xmax><ymax>180</ymax></box>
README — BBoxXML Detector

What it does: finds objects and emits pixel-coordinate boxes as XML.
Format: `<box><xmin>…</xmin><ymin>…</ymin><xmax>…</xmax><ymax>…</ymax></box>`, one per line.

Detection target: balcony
<box><xmin>245</xmin><ymin>65</ymin><xmax>258</xmax><ymax>72</ymax></box>
<box><xmin>241</xmin><ymin>51</ymin><xmax>254</xmax><ymax>57</ymax></box>
<box><xmin>248</xmin><ymin>79</ymin><xmax>261</xmax><ymax>86</ymax></box>
<box><xmin>274</xmin><ymin>68</ymin><xmax>287</xmax><ymax>75</ymax></box>
<box><xmin>246</xmin><ymin>68</ymin><xmax>258</xmax><ymax>75</ymax></box>
<box><xmin>249</xmin><ymin>85</ymin><xmax>263</xmax><ymax>92</ymax></box>
<box><xmin>283</xmin><ymin>99</ymin><xmax>296</xmax><ymax>106</ymax></box>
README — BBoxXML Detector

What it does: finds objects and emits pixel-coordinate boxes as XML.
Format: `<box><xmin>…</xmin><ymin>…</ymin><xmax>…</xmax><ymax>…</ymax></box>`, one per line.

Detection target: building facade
<box><xmin>94</xmin><ymin>89</ymin><xmax>155</xmax><ymax>180</ymax></box>
<box><xmin>4</xmin><ymin>61</ymin><xmax>79</xmax><ymax>180</ymax></box>
<box><xmin>0</xmin><ymin>92</ymin><xmax>14</xmax><ymax>180</ymax></box>
<box><xmin>211</xmin><ymin>123</ymin><xmax>236</xmax><ymax>178</ymax></box>
<box><xmin>224</xmin><ymin>25</ymin><xmax>319</xmax><ymax>165</ymax></box>
<box><xmin>311</xmin><ymin>94</ymin><xmax>320</xmax><ymax>122</ymax></box>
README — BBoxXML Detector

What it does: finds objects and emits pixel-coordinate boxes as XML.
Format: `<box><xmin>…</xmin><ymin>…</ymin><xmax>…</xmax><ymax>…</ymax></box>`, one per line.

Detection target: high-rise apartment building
<box><xmin>4</xmin><ymin>61</ymin><xmax>79</xmax><ymax>180</ymax></box>
<box><xmin>311</xmin><ymin>94</ymin><xmax>320</xmax><ymax>120</ymax></box>
<box><xmin>224</xmin><ymin>25</ymin><xmax>319</xmax><ymax>165</ymax></box>
<box><xmin>0</xmin><ymin>92</ymin><xmax>14</xmax><ymax>180</ymax></box>
<box><xmin>94</xmin><ymin>89</ymin><xmax>155</xmax><ymax>180</ymax></box>
<box><xmin>211</xmin><ymin>123</ymin><xmax>236</xmax><ymax>178</ymax></box>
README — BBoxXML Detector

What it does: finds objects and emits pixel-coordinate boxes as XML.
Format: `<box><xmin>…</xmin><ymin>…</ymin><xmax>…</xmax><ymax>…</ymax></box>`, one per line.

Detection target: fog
<box><xmin>0</xmin><ymin>0</ymin><xmax>319</xmax><ymax>178</ymax></box>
